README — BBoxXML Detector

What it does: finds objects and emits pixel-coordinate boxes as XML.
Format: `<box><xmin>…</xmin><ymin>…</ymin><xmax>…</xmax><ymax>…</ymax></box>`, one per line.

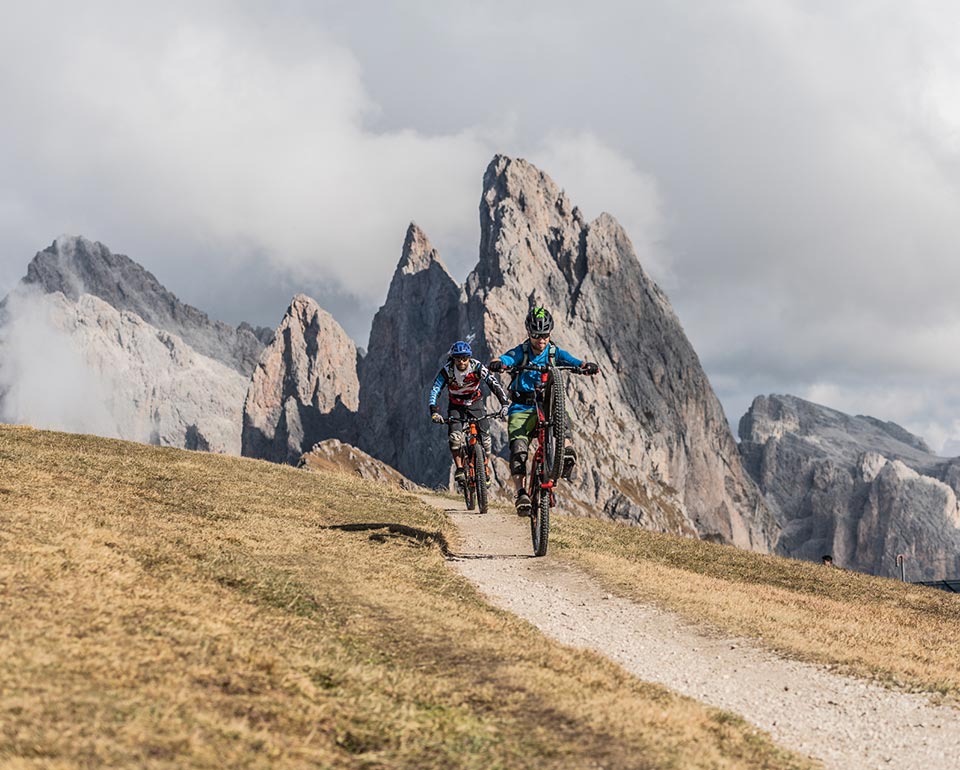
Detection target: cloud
<box><xmin>5</xmin><ymin>1</ymin><xmax>960</xmax><ymax>451</ymax></box>
<box><xmin>0</xmin><ymin>5</ymin><xmax>492</xmax><ymax>311</ymax></box>
<box><xmin>0</xmin><ymin>3</ymin><xmax>662</xmax><ymax>341</ymax></box>
<box><xmin>0</xmin><ymin>288</ymin><xmax>119</xmax><ymax>437</ymax></box>
<box><xmin>527</xmin><ymin>133</ymin><xmax>669</xmax><ymax>282</ymax></box>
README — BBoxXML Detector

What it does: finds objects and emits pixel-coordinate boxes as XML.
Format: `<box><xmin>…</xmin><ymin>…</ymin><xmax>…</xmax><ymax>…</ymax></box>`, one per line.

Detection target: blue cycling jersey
<box><xmin>497</xmin><ymin>341</ymin><xmax>582</xmax><ymax>414</ymax></box>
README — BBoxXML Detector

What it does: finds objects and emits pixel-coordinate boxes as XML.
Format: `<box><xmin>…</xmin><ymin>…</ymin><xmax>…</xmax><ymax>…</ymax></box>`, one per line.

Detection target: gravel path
<box><xmin>421</xmin><ymin>495</ymin><xmax>960</xmax><ymax>770</ymax></box>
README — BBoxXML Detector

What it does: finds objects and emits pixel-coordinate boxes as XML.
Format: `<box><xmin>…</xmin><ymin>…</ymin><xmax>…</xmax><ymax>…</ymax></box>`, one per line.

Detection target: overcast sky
<box><xmin>4</xmin><ymin>1</ymin><xmax>960</xmax><ymax>451</ymax></box>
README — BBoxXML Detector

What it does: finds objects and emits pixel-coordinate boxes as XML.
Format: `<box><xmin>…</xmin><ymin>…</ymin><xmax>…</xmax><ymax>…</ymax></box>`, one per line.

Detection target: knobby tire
<box><xmin>462</xmin><ymin>450</ymin><xmax>476</xmax><ymax>511</ymax></box>
<box><xmin>530</xmin><ymin>478</ymin><xmax>551</xmax><ymax>557</ymax></box>
<box><xmin>545</xmin><ymin>367</ymin><xmax>566</xmax><ymax>481</ymax></box>
<box><xmin>473</xmin><ymin>441</ymin><xmax>488</xmax><ymax>514</ymax></box>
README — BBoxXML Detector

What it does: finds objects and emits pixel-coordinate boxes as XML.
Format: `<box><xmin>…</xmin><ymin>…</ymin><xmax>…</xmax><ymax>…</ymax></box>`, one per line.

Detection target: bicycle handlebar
<box><xmin>511</xmin><ymin>364</ymin><xmax>589</xmax><ymax>373</ymax></box>
<box><xmin>433</xmin><ymin>411</ymin><xmax>504</xmax><ymax>425</ymax></box>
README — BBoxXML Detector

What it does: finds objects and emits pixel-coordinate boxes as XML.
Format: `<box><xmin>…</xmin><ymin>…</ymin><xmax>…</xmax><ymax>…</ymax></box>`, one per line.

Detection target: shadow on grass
<box><xmin>324</xmin><ymin>522</ymin><xmax>453</xmax><ymax>555</ymax></box>
<box><xmin>323</xmin><ymin>522</ymin><xmax>536</xmax><ymax>561</ymax></box>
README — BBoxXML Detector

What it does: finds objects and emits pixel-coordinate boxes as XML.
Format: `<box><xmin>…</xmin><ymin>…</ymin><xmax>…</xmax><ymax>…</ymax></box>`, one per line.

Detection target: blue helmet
<box><xmin>448</xmin><ymin>340</ymin><xmax>472</xmax><ymax>358</ymax></box>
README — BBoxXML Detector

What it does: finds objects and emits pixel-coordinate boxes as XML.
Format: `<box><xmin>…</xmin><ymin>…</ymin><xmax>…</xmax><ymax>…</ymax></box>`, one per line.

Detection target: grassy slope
<box><xmin>0</xmin><ymin>425</ymin><xmax>812</xmax><ymax>770</ymax></box>
<box><xmin>551</xmin><ymin>514</ymin><xmax>960</xmax><ymax>700</ymax></box>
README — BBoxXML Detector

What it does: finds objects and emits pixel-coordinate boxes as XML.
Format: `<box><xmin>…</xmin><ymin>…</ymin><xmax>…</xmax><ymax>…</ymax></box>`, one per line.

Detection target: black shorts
<box><xmin>448</xmin><ymin>402</ymin><xmax>489</xmax><ymax>436</ymax></box>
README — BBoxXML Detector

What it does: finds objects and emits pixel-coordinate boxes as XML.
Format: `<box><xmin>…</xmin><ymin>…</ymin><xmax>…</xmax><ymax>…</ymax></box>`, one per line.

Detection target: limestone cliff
<box><xmin>19</xmin><ymin>235</ymin><xmax>266</xmax><ymax>375</ymax></box>
<box><xmin>739</xmin><ymin>394</ymin><xmax>960</xmax><ymax>579</ymax></box>
<box><xmin>241</xmin><ymin>295</ymin><xmax>360</xmax><ymax>464</ymax></box>
<box><xmin>354</xmin><ymin>224</ymin><xmax>462</xmax><ymax>488</ymax></box>
<box><xmin>0</xmin><ymin>290</ymin><xmax>246</xmax><ymax>452</ymax></box>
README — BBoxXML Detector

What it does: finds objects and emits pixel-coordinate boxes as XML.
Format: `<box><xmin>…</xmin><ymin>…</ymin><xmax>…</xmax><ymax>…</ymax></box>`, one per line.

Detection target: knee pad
<box><xmin>448</xmin><ymin>430</ymin><xmax>465</xmax><ymax>452</ymax></box>
<box><xmin>509</xmin><ymin>437</ymin><xmax>529</xmax><ymax>456</ymax></box>
<box><xmin>510</xmin><ymin>450</ymin><xmax>527</xmax><ymax>477</ymax></box>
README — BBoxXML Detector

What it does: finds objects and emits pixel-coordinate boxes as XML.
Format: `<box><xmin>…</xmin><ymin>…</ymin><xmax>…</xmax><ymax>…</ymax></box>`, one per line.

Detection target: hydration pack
<box><xmin>509</xmin><ymin>340</ymin><xmax>557</xmax><ymax>396</ymax></box>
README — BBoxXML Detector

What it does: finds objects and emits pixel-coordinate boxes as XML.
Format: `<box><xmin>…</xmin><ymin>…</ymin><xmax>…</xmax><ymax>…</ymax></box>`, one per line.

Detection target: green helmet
<box><xmin>525</xmin><ymin>306</ymin><xmax>554</xmax><ymax>336</ymax></box>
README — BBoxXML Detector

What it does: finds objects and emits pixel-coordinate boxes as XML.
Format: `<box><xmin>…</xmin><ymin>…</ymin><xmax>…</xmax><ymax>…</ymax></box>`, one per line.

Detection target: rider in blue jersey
<box><xmin>488</xmin><ymin>307</ymin><xmax>598</xmax><ymax>514</ymax></box>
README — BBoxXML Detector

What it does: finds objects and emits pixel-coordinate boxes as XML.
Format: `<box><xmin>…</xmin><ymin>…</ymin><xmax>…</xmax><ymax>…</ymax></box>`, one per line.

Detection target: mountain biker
<box><xmin>429</xmin><ymin>340</ymin><xmax>509</xmax><ymax>488</ymax></box>
<box><xmin>488</xmin><ymin>307</ymin><xmax>598</xmax><ymax>514</ymax></box>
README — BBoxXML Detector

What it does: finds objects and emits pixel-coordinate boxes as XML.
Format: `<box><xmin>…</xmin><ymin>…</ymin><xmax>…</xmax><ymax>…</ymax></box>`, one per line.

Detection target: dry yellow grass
<box><xmin>0</xmin><ymin>425</ymin><xmax>814</xmax><ymax>769</ymax></box>
<box><xmin>551</xmin><ymin>513</ymin><xmax>960</xmax><ymax>699</ymax></box>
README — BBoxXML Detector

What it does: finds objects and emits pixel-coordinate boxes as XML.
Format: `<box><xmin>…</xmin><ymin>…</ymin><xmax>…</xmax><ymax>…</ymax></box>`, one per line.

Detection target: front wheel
<box><xmin>461</xmin><ymin>452</ymin><xmax>475</xmax><ymax>511</ymax></box>
<box><xmin>473</xmin><ymin>441</ymin><xmax>488</xmax><ymax>514</ymax></box>
<box><xmin>545</xmin><ymin>367</ymin><xmax>566</xmax><ymax>481</ymax></box>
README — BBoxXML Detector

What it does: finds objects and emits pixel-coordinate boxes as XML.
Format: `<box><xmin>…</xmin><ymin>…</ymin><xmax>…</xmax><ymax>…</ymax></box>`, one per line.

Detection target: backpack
<box><xmin>509</xmin><ymin>340</ymin><xmax>557</xmax><ymax>395</ymax></box>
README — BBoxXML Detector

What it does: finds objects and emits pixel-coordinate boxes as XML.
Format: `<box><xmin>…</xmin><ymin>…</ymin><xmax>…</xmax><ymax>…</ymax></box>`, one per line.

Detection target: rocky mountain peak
<box><xmin>739</xmin><ymin>393</ymin><xmax>960</xmax><ymax>578</ymax></box>
<box><xmin>856</xmin><ymin>415</ymin><xmax>931</xmax><ymax>454</ymax></box>
<box><xmin>397</xmin><ymin>222</ymin><xmax>442</xmax><ymax>276</ymax></box>
<box><xmin>738</xmin><ymin>395</ymin><xmax>803</xmax><ymax>445</ymax></box>
<box><xmin>241</xmin><ymin>294</ymin><xmax>359</xmax><ymax>464</ymax></box>
<box><xmin>354</xmin><ymin>225</ymin><xmax>461</xmax><ymax>487</ymax></box>
<box><xmin>464</xmin><ymin>154</ymin><xmax>777</xmax><ymax>548</ymax></box>
<box><xmin>740</xmin><ymin>394</ymin><xmax>933</xmax><ymax>467</ymax></box>
<box><xmin>19</xmin><ymin>235</ymin><xmax>265</xmax><ymax>376</ymax></box>
<box><xmin>482</xmin><ymin>155</ymin><xmax>581</xmax><ymax>224</ymax></box>
<box><xmin>475</xmin><ymin>156</ymin><xmax>586</xmax><ymax>297</ymax></box>
<box><xmin>0</xmin><ymin>289</ymin><xmax>246</xmax><ymax>453</ymax></box>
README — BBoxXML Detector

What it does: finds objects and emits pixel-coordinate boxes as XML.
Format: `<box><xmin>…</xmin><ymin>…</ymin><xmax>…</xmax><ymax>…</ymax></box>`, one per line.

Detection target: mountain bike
<box><xmin>435</xmin><ymin>410</ymin><xmax>501</xmax><ymax>514</ymax></box>
<box><xmin>510</xmin><ymin>364</ymin><xmax>591</xmax><ymax>556</ymax></box>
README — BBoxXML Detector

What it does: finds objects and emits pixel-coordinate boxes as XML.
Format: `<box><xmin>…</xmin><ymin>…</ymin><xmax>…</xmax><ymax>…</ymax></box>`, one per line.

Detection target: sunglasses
<box><xmin>530</xmin><ymin>333</ymin><xmax>550</xmax><ymax>340</ymax></box>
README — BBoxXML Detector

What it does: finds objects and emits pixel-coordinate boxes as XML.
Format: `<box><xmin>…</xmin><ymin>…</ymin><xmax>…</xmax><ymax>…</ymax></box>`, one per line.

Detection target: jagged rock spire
<box><xmin>397</xmin><ymin>222</ymin><xmax>443</xmax><ymax>276</ymax></box>
<box><xmin>462</xmin><ymin>154</ymin><xmax>776</xmax><ymax>549</ymax></box>
<box><xmin>355</xmin><ymin>224</ymin><xmax>462</xmax><ymax>487</ymax></box>
<box><xmin>242</xmin><ymin>294</ymin><xmax>359</xmax><ymax>464</ymax></box>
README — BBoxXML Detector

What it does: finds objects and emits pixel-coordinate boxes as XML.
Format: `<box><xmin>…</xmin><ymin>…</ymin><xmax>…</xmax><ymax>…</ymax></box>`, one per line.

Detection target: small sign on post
<box><xmin>896</xmin><ymin>553</ymin><xmax>906</xmax><ymax>582</ymax></box>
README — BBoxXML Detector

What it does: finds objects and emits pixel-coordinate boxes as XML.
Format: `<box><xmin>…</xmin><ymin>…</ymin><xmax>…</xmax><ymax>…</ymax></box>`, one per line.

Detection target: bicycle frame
<box><xmin>530</xmin><ymin>371</ymin><xmax>555</xmax><ymax>503</ymax></box>
<box><xmin>516</xmin><ymin>363</ymin><xmax>579</xmax><ymax>487</ymax></box>
<box><xmin>435</xmin><ymin>409</ymin><xmax>501</xmax><ymax>513</ymax></box>
<box><xmin>510</xmin><ymin>364</ymin><xmax>583</xmax><ymax>556</ymax></box>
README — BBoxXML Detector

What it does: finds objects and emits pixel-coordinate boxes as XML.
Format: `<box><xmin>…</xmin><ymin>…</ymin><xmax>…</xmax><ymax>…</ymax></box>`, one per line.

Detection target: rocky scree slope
<box><xmin>740</xmin><ymin>394</ymin><xmax>960</xmax><ymax>579</ymax></box>
<box><xmin>298</xmin><ymin>438</ymin><xmax>418</xmax><ymax>490</ymax></box>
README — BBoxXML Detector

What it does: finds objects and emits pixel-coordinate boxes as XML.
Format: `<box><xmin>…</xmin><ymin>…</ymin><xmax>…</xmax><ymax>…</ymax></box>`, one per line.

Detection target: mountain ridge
<box><xmin>244</xmin><ymin>154</ymin><xmax>777</xmax><ymax>549</ymax></box>
<box><xmin>739</xmin><ymin>393</ymin><xmax>960</xmax><ymax>578</ymax></box>
<box><xmin>20</xmin><ymin>235</ymin><xmax>269</xmax><ymax>375</ymax></box>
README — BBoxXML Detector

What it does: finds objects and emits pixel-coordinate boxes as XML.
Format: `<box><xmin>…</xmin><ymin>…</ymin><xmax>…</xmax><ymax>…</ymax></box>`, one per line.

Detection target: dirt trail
<box><xmin>419</xmin><ymin>494</ymin><xmax>960</xmax><ymax>770</ymax></box>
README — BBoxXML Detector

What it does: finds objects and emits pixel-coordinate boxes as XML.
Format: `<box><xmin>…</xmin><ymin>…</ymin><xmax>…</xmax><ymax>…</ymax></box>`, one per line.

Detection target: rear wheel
<box><xmin>545</xmin><ymin>367</ymin><xmax>566</xmax><ymax>481</ymax></box>
<box><xmin>473</xmin><ymin>442</ymin><xmax>488</xmax><ymax>514</ymax></box>
<box><xmin>530</xmin><ymin>480</ymin><xmax>551</xmax><ymax>557</ymax></box>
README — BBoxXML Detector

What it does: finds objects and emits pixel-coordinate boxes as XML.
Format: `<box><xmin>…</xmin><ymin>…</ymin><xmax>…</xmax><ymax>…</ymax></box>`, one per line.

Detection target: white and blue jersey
<box><xmin>497</xmin><ymin>341</ymin><xmax>582</xmax><ymax>414</ymax></box>
<box><xmin>429</xmin><ymin>358</ymin><xmax>507</xmax><ymax>409</ymax></box>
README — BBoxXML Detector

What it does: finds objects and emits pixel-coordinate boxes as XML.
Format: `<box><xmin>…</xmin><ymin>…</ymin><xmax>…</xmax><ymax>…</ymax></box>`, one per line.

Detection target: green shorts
<box><xmin>507</xmin><ymin>409</ymin><xmax>538</xmax><ymax>444</ymax></box>
<box><xmin>507</xmin><ymin>407</ymin><xmax>573</xmax><ymax>449</ymax></box>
